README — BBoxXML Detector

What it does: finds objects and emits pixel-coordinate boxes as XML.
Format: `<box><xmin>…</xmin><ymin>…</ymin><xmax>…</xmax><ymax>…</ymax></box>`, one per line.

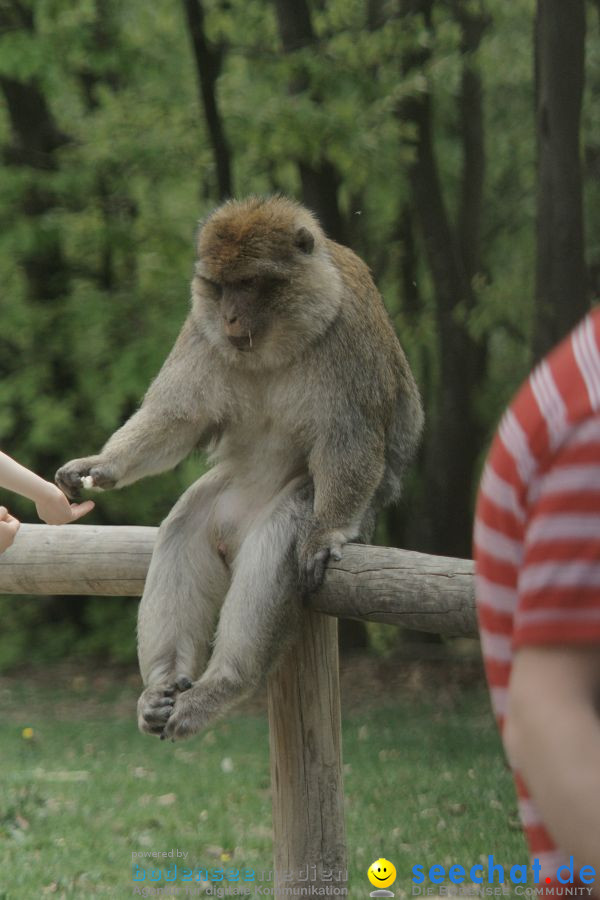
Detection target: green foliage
<box><xmin>0</xmin><ymin>0</ymin><xmax>596</xmax><ymax>661</ymax></box>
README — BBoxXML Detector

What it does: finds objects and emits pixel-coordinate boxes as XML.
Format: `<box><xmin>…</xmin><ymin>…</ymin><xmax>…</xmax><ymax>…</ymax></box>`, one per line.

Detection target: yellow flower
<box><xmin>22</xmin><ymin>727</ymin><xmax>34</xmax><ymax>740</ymax></box>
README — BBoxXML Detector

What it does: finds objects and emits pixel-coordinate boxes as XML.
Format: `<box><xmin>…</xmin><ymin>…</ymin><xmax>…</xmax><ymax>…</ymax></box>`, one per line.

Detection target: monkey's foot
<box><xmin>137</xmin><ymin>676</ymin><xmax>193</xmax><ymax>736</ymax></box>
<box><xmin>161</xmin><ymin>679</ymin><xmax>236</xmax><ymax>742</ymax></box>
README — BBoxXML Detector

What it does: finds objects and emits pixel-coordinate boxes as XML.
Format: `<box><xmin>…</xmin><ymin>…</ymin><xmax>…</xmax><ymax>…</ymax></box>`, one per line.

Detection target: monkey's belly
<box><xmin>210</xmin><ymin>465</ymin><xmax>307</xmax><ymax>568</ymax></box>
<box><xmin>216</xmin><ymin>538</ymin><xmax>230</xmax><ymax>566</ymax></box>
<box><xmin>210</xmin><ymin>482</ymin><xmax>265</xmax><ymax>567</ymax></box>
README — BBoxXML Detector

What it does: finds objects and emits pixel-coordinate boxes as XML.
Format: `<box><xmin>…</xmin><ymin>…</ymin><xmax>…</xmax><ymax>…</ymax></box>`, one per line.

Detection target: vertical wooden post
<box><xmin>267</xmin><ymin>610</ymin><xmax>347</xmax><ymax>898</ymax></box>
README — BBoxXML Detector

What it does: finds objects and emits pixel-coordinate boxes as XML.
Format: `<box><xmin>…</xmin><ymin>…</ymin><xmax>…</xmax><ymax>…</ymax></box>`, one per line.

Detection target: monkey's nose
<box><xmin>224</xmin><ymin>317</ymin><xmax>244</xmax><ymax>339</ymax></box>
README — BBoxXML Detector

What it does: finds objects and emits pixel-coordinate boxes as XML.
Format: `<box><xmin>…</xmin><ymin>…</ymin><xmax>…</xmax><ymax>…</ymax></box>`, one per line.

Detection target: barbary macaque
<box><xmin>56</xmin><ymin>196</ymin><xmax>423</xmax><ymax>741</ymax></box>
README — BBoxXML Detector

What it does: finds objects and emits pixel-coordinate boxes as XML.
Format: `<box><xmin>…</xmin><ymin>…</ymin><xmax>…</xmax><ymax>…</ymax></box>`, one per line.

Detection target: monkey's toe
<box><xmin>137</xmin><ymin>686</ymin><xmax>176</xmax><ymax>736</ymax></box>
<box><xmin>160</xmin><ymin>690</ymin><xmax>208</xmax><ymax>742</ymax></box>
<box><xmin>160</xmin><ymin>716</ymin><xmax>196</xmax><ymax>742</ymax></box>
<box><xmin>161</xmin><ymin>710</ymin><xmax>200</xmax><ymax>742</ymax></box>
<box><xmin>175</xmin><ymin>675</ymin><xmax>193</xmax><ymax>692</ymax></box>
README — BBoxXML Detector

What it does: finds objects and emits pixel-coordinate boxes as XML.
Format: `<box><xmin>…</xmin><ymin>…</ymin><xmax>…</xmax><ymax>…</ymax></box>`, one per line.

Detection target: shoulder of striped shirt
<box><xmin>492</xmin><ymin>310</ymin><xmax>600</xmax><ymax>511</ymax></box>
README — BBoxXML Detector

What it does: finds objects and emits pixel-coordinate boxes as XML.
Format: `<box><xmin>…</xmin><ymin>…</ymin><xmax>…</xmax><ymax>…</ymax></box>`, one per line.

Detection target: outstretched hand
<box><xmin>0</xmin><ymin>506</ymin><xmax>20</xmax><ymax>553</ymax></box>
<box><xmin>35</xmin><ymin>484</ymin><xmax>95</xmax><ymax>525</ymax></box>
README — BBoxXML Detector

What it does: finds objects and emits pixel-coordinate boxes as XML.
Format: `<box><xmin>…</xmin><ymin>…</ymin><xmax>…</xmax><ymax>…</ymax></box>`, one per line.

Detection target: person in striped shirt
<box><xmin>474</xmin><ymin>307</ymin><xmax>600</xmax><ymax>894</ymax></box>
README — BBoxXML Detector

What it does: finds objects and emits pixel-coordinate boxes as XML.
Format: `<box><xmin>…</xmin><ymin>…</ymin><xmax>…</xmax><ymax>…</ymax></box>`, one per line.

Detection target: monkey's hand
<box><xmin>137</xmin><ymin>676</ymin><xmax>192</xmax><ymax>737</ymax></box>
<box><xmin>55</xmin><ymin>456</ymin><xmax>119</xmax><ymax>499</ymax></box>
<box><xmin>297</xmin><ymin>526</ymin><xmax>347</xmax><ymax>594</ymax></box>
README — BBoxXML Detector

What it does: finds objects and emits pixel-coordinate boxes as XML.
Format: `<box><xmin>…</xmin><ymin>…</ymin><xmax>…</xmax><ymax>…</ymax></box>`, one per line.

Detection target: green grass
<box><xmin>0</xmin><ymin>664</ymin><xmax>526</xmax><ymax>899</ymax></box>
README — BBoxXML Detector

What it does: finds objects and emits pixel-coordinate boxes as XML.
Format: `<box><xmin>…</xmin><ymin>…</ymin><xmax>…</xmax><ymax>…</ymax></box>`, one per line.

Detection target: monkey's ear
<box><xmin>295</xmin><ymin>226</ymin><xmax>315</xmax><ymax>255</ymax></box>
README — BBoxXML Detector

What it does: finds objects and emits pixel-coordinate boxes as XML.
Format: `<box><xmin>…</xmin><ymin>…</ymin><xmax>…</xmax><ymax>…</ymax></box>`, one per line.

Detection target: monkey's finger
<box><xmin>305</xmin><ymin>547</ymin><xmax>330</xmax><ymax>593</ymax></box>
<box><xmin>88</xmin><ymin>465</ymin><xmax>117</xmax><ymax>490</ymax></box>
<box><xmin>175</xmin><ymin>675</ymin><xmax>193</xmax><ymax>692</ymax></box>
<box><xmin>55</xmin><ymin>466</ymin><xmax>85</xmax><ymax>499</ymax></box>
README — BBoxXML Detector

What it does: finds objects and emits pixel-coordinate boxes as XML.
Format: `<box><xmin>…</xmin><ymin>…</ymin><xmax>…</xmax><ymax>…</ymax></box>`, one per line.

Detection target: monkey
<box><xmin>56</xmin><ymin>196</ymin><xmax>423</xmax><ymax>742</ymax></box>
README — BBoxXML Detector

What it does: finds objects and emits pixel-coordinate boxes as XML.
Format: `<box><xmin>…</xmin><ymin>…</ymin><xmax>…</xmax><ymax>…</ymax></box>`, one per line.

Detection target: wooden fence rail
<box><xmin>0</xmin><ymin>524</ymin><xmax>477</xmax><ymax>633</ymax></box>
<box><xmin>0</xmin><ymin>524</ymin><xmax>476</xmax><ymax>897</ymax></box>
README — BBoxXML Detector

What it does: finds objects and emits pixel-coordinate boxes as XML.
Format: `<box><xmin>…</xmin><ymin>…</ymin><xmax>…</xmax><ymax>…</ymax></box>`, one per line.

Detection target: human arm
<box><xmin>0</xmin><ymin>452</ymin><xmax>94</xmax><ymax>525</ymax></box>
<box><xmin>504</xmin><ymin>646</ymin><xmax>600</xmax><ymax>874</ymax></box>
<box><xmin>0</xmin><ymin>506</ymin><xmax>20</xmax><ymax>552</ymax></box>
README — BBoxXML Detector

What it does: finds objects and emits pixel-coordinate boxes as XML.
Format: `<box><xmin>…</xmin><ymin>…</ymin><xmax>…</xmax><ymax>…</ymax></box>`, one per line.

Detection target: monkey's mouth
<box><xmin>227</xmin><ymin>335</ymin><xmax>253</xmax><ymax>352</ymax></box>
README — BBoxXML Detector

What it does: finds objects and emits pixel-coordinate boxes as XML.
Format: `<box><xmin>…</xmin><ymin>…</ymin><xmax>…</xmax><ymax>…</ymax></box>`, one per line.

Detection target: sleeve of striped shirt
<box><xmin>514</xmin><ymin>412</ymin><xmax>600</xmax><ymax>648</ymax></box>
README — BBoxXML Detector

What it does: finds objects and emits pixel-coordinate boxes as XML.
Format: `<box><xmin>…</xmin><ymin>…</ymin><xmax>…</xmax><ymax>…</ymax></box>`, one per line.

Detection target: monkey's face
<box><xmin>194</xmin><ymin>271</ymin><xmax>287</xmax><ymax>354</ymax></box>
<box><xmin>191</xmin><ymin>197</ymin><xmax>343</xmax><ymax>367</ymax></box>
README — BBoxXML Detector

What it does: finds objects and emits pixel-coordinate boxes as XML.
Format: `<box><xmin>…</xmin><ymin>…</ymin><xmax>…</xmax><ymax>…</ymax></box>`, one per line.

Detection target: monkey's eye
<box><xmin>237</xmin><ymin>278</ymin><xmax>256</xmax><ymax>291</ymax></box>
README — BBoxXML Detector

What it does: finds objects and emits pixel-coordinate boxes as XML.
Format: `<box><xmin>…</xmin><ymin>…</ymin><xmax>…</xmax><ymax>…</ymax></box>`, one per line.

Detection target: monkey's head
<box><xmin>192</xmin><ymin>196</ymin><xmax>342</xmax><ymax>368</ymax></box>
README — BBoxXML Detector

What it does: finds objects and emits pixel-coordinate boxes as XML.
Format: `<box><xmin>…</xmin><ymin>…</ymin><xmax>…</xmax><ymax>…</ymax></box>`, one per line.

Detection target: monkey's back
<box><xmin>320</xmin><ymin>240</ymin><xmax>424</xmax><ymax>505</ymax></box>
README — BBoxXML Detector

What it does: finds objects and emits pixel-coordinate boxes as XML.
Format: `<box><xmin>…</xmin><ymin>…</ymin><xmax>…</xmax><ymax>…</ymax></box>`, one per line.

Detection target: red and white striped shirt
<box><xmin>474</xmin><ymin>308</ymin><xmax>600</xmax><ymax>883</ymax></box>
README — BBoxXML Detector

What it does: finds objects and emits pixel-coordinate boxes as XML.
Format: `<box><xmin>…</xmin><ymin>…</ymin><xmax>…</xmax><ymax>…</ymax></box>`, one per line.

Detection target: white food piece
<box><xmin>81</xmin><ymin>475</ymin><xmax>95</xmax><ymax>489</ymax></box>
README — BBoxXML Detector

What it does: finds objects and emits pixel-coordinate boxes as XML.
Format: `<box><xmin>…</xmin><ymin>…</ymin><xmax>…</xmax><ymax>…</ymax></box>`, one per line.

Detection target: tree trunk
<box><xmin>398</xmin><ymin>0</ymin><xmax>488</xmax><ymax>559</ymax></box>
<box><xmin>0</xmin><ymin>5</ymin><xmax>73</xmax><ymax>433</ymax></box>
<box><xmin>456</xmin><ymin>2</ymin><xmax>489</xmax><ymax>286</ymax></box>
<box><xmin>77</xmin><ymin>2</ymin><xmax>139</xmax><ymax>293</ymax></box>
<box><xmin>181</xmin><ymin>0</ymin><xmax>233</xmax><ymax>201</ymax></box>
<box><xmin>0</xmin><ymin>75</ymin><xmax>70</xmax><ymax>304</ymax></box>
<box><xmin>533</xmin><ymin>0</ymin><xmax>587</xmax><ymax>360</ymax></box>
<box><xmin>273</xmin><ymin>0</ymin><xmax>347</xmax><ymax>243</ymax></box>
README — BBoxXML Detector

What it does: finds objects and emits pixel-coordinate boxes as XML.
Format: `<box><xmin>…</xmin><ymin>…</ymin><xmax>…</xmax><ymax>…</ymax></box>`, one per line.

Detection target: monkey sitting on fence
<box><xmin>56</xmin><ymin>196</ymin><xmax>424</xmax><ymax>742</ymax></box>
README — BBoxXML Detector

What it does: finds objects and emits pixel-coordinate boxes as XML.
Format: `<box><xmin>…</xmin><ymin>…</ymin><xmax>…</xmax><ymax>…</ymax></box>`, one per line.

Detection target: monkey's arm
<box><xmin>300</xmin><ymin>420</ymin><xmax>386</xmax><ymax>592</ymax></box>
<box><xmin>56</xmin><ymin>320</ymin><xmax>217</xmax><ymax>496</ymax></box>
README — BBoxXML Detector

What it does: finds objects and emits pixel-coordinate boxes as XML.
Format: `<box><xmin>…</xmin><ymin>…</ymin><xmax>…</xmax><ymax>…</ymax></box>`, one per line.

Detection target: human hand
<box><xmin>0</xmin><ymin>506</ymin><xmax>20</xmax><ymax>553</ymax></box>
<box><xmin>35</xmin><ymin>483</ymin><xmax>95</xmax><ymax>525</ymax></box>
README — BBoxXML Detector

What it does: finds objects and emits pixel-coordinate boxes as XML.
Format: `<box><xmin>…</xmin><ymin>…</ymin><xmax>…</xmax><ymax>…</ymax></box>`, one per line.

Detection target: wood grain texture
<box><xmin>267</xmin><ymin>611</ymin><xmax>347</xmax><ymax>895</ymax></box>
<box><xmin>0</xmin><ymin>525</ymin><xmax>476</xmax><ymax>635</ymax></box>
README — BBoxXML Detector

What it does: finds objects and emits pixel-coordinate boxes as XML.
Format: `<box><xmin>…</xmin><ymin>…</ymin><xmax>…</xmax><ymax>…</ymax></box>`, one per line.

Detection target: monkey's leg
<box><xmin>162</xmin><ymin>483</ymin><xmax>307</xmax><ymax>741</ymax></box>
<box><xmin>137</xmin><ymin>469</ymin><xmax>230</xmax><ymax>736</ymax></box>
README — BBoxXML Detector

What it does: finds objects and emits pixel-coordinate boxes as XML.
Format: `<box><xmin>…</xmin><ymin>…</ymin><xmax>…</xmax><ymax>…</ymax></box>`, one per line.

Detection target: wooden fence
<box><xmin>0</xmin><ymin>524</ymin><xmax>476</xmax><ymax>897</ymax></box>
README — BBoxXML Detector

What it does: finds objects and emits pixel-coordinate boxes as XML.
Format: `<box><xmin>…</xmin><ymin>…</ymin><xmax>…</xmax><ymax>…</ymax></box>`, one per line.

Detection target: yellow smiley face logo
<box><xmin>368</xmin><ymin>858</ymin><xmax>396</xmax><ymax>889</ymax></box>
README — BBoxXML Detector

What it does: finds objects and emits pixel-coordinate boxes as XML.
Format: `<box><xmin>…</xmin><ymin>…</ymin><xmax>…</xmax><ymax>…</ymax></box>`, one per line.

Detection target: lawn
<box><xmin>0</xmin><ymin>657</ymin><xmax>526</xmax><ymax>899</ymax></box>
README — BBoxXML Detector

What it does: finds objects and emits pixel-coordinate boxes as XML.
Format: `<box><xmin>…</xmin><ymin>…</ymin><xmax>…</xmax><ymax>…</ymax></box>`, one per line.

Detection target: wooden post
<box><xmin>267</xmin><ymin>610</ymin><xmax>347</xmax><ymax>898</ymax></box>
